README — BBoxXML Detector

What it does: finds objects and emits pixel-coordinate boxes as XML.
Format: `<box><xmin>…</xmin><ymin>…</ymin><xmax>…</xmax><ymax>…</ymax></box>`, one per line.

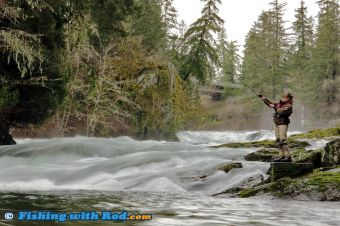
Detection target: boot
<box><xmin>281</xmin><ymin>156</ymin><xmax>292</xmax><ymax>162</ymax></box>
<box><xmin>273</xmin><ymin>150</ymin><xmax>285</xmax><ymax>162</ymax></box>
<box><xmin>273</xmin><ymin>156</ymin><xmax>285</xmax><ymax>162</ymax></box>
<box><xmin>271</xmin><ymin>139</ymin><xmax>281</xmax><ymax>148</ymax></box>
<box><xmin>281</xmin><ymin>145</ymin><xmax>292</xmax><ymax>162</ymax></box>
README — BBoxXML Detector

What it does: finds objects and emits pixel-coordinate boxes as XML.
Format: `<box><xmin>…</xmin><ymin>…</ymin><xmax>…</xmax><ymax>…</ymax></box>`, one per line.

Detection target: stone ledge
<box><xmin>270</xmin><ymin>162</ymin><xmax>314</xmax><ymax>181</ymax></box>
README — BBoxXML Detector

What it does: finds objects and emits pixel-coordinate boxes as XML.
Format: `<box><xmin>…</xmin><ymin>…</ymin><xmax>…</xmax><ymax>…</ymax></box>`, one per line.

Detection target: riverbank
<box><xmin>213</xmin><ymin>127</ymin><xmax>340</xmax><ymax>201</ymax></box>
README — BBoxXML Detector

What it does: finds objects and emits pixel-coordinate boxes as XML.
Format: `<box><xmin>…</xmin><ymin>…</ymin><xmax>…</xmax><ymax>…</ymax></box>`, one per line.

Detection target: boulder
<box><xmin>270</xmin><ymin>162</ymin><xmax>314</xmax><ymax>181</ymax></box>
<box><xmin>291</xmin><ymin>148</ymin><xmax>322</xmax><ymax>167</ymax></box>
<box><xmin>244</xmin><ymin>148</ymin><xmax>279</xmax><ymax>162</ymax></box>
<box><xmin>218</xmin><ymin>162</ymin><xmax>242</xmax><ymax>173</ymax></box>
<box><xmin>279</xmin><ymin>170</ymin><xmax>340</xmax><ymax>201</ymax></box>
<box><xmin>0</xmin><ymin>128</ymin><xmax>16</xmax><ymax>145</ymax></box>
<box><xmin>243</xmin><ymin>148</ymin><xmax>322</xmax><ymax>166</ymax></box>
<box><xmin>322</xmin><ymin>138</ymin><xmax>340</xmax><ymax>166</ymax></box>
<box><xmin>238</xmin><ymin>169</ymin><xmax>340</xmax><ymax>201</ymax></box>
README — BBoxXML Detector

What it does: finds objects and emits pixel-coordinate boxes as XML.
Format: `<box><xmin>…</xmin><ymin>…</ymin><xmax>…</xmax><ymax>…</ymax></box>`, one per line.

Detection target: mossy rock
<box><xmin>212</xmin><ymin>140</ymin><xmax>274</xmax><ymax>148</ymax></box>
<box><xmin>213</xmin><ymin>139</ymin><xmax>310</xmax><ymax>149</ymax></box>
<box><xmin>238</xmin><ymin>170</ymin><xmax>340</xmax><ymax>201</ymax></box>
<box><xmin>270</xmin><ymin>162</ymin><xmax>314</xmax><ymax>181</ymax></box>
<box><xmin>239</xmin><ymin>179</ymin><xmax>291</xmax><ymax>198</ymax></box>
<box><xmin>307</xmin><ymin>171</ymin><xmax>340</xmax><ymax>191</ymax></box>
<box><xmin>290</xmin><ymin>127</ymin><xmax>340</xmax><ymax>139</ymax></box>
<box><xmin>218</xmin><ymin>162</ymin><xmax>242</xmax><ymax>173</ymax></box>
<box><xmin>243</xmin><ymin>148</ymin><xmax>322</xmax><ymax>166</ymax></box>
<box><xmin>287</xmin><ymin>140</ymin><xmax>311</xmax><ymax>149</ymax></box>
<box><xmin>280</xmin><ymin>171</ymin><xmax>340</xmax><ymax>200</ymax></box>
<box><xmin>244</xmin><ymin>148</ymin><xmax>279</xmax><ymax>162</ymax></box>
<box><xmin>322</xmin><ymin>138</ymin><xmax>340</xmax><ymax>166</ymax></box>
<box><xmin>291</xmin><ymin>148</ymin><xmax>322</xmax><ymax>167</ymax></box>
<box><xmin>239</xmin><ymin>187</ymin><xmax>263</xmax><ymax>198</ymax></box>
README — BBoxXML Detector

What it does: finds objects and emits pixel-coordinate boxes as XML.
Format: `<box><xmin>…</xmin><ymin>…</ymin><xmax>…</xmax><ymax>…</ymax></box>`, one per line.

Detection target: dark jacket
<box><xmin>263</xmin><ymin>98</ymin><xmax>293</xmax><ymax>125</ymax></box>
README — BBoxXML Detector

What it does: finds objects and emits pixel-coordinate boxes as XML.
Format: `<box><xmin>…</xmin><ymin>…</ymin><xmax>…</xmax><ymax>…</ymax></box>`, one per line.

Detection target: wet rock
<box><xmin>322</xmin><ymin>138</ymin><xmax>340</xmax><ymax>166</ymax></box>
<box><xmin>239</xmin><ymin>186</ymin><xmax>266</xmax><ymax>198</ymax></box>
<box><xmin>192</xmin><ymin>175</ymin><xmax>208</xmax><ymax>181</ymax></box>
<box><xmin>218</xmin><ymin>162</ymin><xmax>242</xmax><ymax>173</ymax></box>
<box><xmin>280</xmin><ymin>171</ymin><xmax>340</xmax><ymax>201</ymax></box>
<box><xmin>238</xmin><ymin>169</ymin><xmax>340</xmax><ymax>201</ymax></box>
<box><xmin>212</xmin><ymin>174</ymin><xmax>267</xmax><ymax>197</ymax></box>
<box><xmin>270</xmin><ymin>162</ymin><xmax>314</xmax><ymax>181</ymax></box>
<box><xmin>194</xmin><ymin>162</ymin><xmax>243</xmax><ymax>182</ymax></box>
<box><xmin>212</xmin><ymin>140</ymin><xmax>275</xmax><ymax>148</ymax></box>
<box><xmin>212</xmin><ymin>139</ymin><xmax>310</xmax><ymax>149</ymax></box>
<box><xmin>292</xmin><ymin>148</ymin><xmax>322</xmax><ymax>167</ymax></box>
<box><xmin>0</xmin><ymin>129</ymin><xmax>16</xmax><ymax>145</ymax></box>
<box><xmin>243</xmin><ymin>148</ymin><xmax>322</xmax><ymax>166</ymax></box>
<box><xmin>244</xmin><ymin>148</ymin><xmax>279</xmax><ymax>162</ymax></box>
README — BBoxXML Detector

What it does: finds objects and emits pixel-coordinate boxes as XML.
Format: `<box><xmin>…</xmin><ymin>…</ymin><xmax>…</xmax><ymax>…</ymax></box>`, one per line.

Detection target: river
<box><xmin>0</xmin><ymin>131</ymin><xmax>339</xmax><ymax>225</ymax></box>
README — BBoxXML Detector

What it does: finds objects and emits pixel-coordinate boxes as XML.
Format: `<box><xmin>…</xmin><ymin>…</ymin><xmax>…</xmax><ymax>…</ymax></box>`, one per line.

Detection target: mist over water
<box><xmin>0</xmin><ymin>131</ymin><xmax>339</xmax><ymax>226</ymax></box>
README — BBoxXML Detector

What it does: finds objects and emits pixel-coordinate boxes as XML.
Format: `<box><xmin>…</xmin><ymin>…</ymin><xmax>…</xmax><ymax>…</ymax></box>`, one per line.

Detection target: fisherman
<box><xmin>259</xmin><ymin>92</ymin><xmax>293</xmax><ymax>162</ymax></box>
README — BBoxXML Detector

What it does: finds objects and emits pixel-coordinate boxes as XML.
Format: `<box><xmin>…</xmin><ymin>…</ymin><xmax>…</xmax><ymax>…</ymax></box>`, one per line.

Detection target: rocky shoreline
<box><xmin>213</xmin><ymin>127</ymin><xmax>340</xmax><ymax>201</ymax></box>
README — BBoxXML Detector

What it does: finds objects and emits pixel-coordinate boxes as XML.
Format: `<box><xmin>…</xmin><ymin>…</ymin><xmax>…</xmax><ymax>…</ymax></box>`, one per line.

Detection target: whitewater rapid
<box><xmin>0</xmin><ymin>131</ymin><xmax>299</xmax><ymax>193</ymax></box>
<box><xmin>2</xmin><ymin>131</ymin><xmax>340</xmax><ymax>226</ymax></box>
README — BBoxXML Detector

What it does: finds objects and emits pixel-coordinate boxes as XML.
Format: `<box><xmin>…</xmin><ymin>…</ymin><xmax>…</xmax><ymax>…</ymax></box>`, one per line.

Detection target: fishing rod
<box><xmin>239</xmin><ymin>80</ymin><xmax>272</xmax><ymax>106</ymax></box>
<box><xmin>239</xmin><ymin>80</ymin><xmax>260</xmax><ymax>98</ymax></box>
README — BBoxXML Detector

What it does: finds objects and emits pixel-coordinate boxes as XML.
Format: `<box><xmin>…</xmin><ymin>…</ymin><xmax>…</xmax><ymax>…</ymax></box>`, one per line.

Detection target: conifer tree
<box><xmin>223</xmin><ymin>41</ymin><xmax>240</xmax><ymax>83</ymax></box>
<box><xmin>241</xmin><ymin>12</ymin><xmax>274</xmax><ymax>95</ymax></box>
<box><xmin>176</xmin><ymin>20</ymin><xmax>188</xmax><ymax>54</ymax></box>
<box><xmin>310</xmin><ymin>0</ymin><xmax>339</xmax><ymax>119</ymax></box>
<box><xmin>0</xmin><ymin>0</ymin><xmax>69</xmax><ymax>144</ymax></box>
<box><xmin>161</xmin><ymin>0</ymin><xmax>178</xmax><ymax>38</ymax></box>
<box><xmin>218</xmin><ymin>28</ymin><xmax>240</xmax><ymax>83</ymax></box>
<box><xmin>217</xmin><ymin>26</ymin><xmax>228</xmax><ymax>69</ymax></box>
<box><xmin>288</xmin><ymin>0</ymin><xmax>314</xmax><ymax>99</ymax></box>
<box><xmin>167</xmin><ymin>20</ymin><xmax>188</xmax><ymax>68</ymax></box>
<box><xmin>89</xmin><ymin>0</ymin><xmax>134</xmax><ymax>45</ymax></box>
<box><xmin>241</xmin><ymin>1</ymin><xmax>288</xmax><ymax>99</ymax></box>
<box><xmin>268</xmin><ymin>0</ymin><xmax>288</xmax><ymax>99</ymax></box>
<box><xmin>180</xmin><ymin>0</ymin><xmax>224</xmax><ymax>84</ymax></box>
<box><xmin>131</xmin><ymin>0</ymin><xmax>166</xmax><ymax>51</ymax></box>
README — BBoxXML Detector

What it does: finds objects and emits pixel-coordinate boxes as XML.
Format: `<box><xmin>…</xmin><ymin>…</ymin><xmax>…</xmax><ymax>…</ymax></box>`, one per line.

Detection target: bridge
<box><xmin>199</xmin><ymin>81</ymin><xmax>242</xmax><ymax>100</ymax></box>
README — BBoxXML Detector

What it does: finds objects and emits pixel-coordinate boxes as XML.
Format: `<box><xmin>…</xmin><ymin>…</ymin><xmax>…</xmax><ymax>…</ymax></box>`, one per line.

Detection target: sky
<box><xmin>173</xmin><ymin>0</ymin><xmax>320</xmax><ymax>50</ymax></box>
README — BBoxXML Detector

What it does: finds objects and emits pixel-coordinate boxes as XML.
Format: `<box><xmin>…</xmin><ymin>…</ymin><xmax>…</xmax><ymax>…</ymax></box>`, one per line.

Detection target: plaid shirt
<box><xmin>263</xmin><ymin>98</ymin><xmax>293</xmax><ymax>125</ymax></box>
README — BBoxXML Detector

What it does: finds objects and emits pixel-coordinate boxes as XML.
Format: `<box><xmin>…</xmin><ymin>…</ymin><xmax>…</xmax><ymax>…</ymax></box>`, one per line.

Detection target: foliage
<box><xmin>129</xmin><ymin>0</ymin><xmax>166</xmax><ymax>51</ymax></box>
<box><xmin>131</xmin><ymin>68</ymin><xmax>206</xmax><ymax>139</ymax></box>
<box><xmin>0</xmin><ymin>0</ymin><xmax>67</xmax><ymax>130</ymax></box>
<box><xmin>111</xmin><ymin>38</ymin><xmax>207</xmax><ymax>139</ymax></box>
<box><xmin>2</xmin><ymin>0</ymin><xmax>339</xmax><ymax>140</ymax></box>
<box><xmin>89</xmin><ymin>0</ymin><xmax>134</xmax><ymax>43</ymax></box>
